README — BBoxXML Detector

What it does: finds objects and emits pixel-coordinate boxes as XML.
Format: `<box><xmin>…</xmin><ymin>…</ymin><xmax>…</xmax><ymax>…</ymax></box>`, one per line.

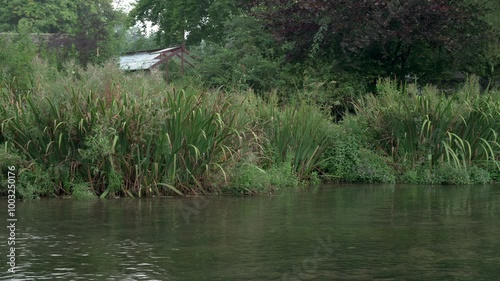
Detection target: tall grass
<box><xmin>235</xmin><ymin>93</ymin><xmax>331</xmax><ymax>180</ymax></box>
<box><xmin>0</xmin><ymin>61</ymin><xmax>250</xmax><ymax>197</ymax></box>
<box><xmin>1</xmin><ymin>60</ymin><xmax>331</xmax><ymax>198</ymax></box>
<box><xmin>354</xmin><ymin>78</ymin><xmax>499</xmax><ymax>175</ymax></box>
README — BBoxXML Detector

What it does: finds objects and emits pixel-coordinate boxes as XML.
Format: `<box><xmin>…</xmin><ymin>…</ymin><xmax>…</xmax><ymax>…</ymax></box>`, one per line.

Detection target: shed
<box><xmin>119</xmin><ymin>45</ymin><xmax>194</xmax><ymax>83</ymax></box>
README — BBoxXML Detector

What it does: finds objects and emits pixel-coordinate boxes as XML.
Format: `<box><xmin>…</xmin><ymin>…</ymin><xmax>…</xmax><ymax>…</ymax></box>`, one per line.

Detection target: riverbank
<box><xmin>0</xmin><ymin>61</ymin><xmax>499</xmax><ymax>199</ymax></box>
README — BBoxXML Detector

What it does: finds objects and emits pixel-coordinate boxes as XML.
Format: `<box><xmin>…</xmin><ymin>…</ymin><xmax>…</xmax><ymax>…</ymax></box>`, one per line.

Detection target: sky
<box><xmin>112</xmin><ymin>0</ymin><xmax>158</xmax><ymax>35</ymax></box>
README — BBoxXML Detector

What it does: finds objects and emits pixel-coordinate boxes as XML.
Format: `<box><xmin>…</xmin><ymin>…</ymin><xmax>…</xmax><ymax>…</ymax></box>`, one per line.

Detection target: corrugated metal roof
<box><xmin>119</xmin><ymin>46</ymin><xmax>182</xmax><ymax>71</ymax></box>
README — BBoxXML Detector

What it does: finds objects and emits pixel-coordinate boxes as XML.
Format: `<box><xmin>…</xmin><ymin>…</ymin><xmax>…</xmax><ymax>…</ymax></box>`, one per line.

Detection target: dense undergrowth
<box><xmin>0</xmin><ymin>60</ymin><xmax>332</xmax><ymax>198</ymax></box>
<box><xmin>337</xmin><ymin>78</ymin><xmax>500</xmax><ymax>185</ymax></box>
<box><xmin>0</xmin><ymin>59</ymin><xmax>499</xmax><ymax>199</ymax></box>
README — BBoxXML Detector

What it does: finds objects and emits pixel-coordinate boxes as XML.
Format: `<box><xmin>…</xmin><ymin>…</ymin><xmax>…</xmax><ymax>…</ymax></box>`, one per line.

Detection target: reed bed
<box><xmin>355</xmin><ymin>78</ymin><xmax>500</xmax><ymax>176</ymax></box>
<box><xmin>0</xmin><ymin>61</ymin><xmax>330</xmax><ymax>198</ymax></box>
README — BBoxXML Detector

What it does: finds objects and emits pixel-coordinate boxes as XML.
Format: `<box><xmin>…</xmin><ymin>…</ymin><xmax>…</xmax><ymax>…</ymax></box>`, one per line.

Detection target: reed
<box><xmin>268</xmin><ymin>104</ymin><xmax>329</xmax><ymax>179</ymax></box>
<box><xmin>0</xmin><ymin>63</ymin><xmax>250</xmax><ymax>197</ymax></box>
<box><xmin>355</xmin><ymin>77</ymin><xmax>499</xmax><ymax>175</ymax></box>
<box><xmin>1</xmin><ymin>60</ymin><xmax>338</xmax><ymax>198</ymax></box>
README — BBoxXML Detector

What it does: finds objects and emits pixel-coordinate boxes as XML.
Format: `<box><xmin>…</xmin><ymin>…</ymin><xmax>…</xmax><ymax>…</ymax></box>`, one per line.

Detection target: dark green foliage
<box><xmin>0</xmin><ymin>58</ymin><xmax>334</xmax><ymax>198</ymax></box>
<box><xmin>0</xmin><ymin>144</ymin><xmax>26</xmax><ymax>196</ymax></box>
<box><xmin>129</xmin><ymin>0</ymin><xmax>252</xmax><ymax>46</ymax></box>
<box><xmin>262</xmin><ymin>102</ymin><xmax>330</xmax><ymax>179</ymax></box>
<box><xmin>0</xmin><ymin>21</ymin><xmax>37</xmax><ymax>93</ymax></box>
<box><xmin>319</xmin><ymin>129</ymin><xmax>360</xmax><ymax>182</ymax></box>
<box><xmin>350</xmin><ymin>78</ymin><xmax>500</xmax><ymax>184</ymax></box>
<box><xmin>0</xmin><ymin>0</ymin><xmax>124</xmax><ymax>66</ymax></box>
<box><xmin>0</xmin><ymin>61</ymin><xmax>245</xmax><ymax>197</ymax></box>
<box><xmin>468</xmin><ymin>166</ymin><xmax>491</xmax><ymax>184</ymax></box>
<box><xmin>70</xmin><ymin>0</ymin><xmax>124</xmax><ymax>65</ymax></box>
<box><xmin>319</xmin><ymin>126</ymin><xmax>396</xmax><ymax>184</ymax></box>
<box><xmin>433</xmin><ymin>163</ymin><xmax>472</xmax><ymax>185</ymax></box>
<box><xmin>355</xmin><ymin>78</ymin><xmax>500</xmax><ymax>171</ymax></box>
<box><xmin>0</xmin><ymin>0</ymin><xmax>78</xmax><ymax>33</ymax></box>
<box><xmin>255</xmin><ymin>0</ymin><xmax>493</xmax><ymax>83</ymax></box>
<box><xmin>402</xmin><ymin>163</ymin><xmax>491</xmax><ymax>185</ymax></box>
<box><xmin>401</xmin><ymin>166</ymin><xmax>435</xmax><ymax>185</ymax></box>
<box><xmin>17</xmin><ymin>164</ymin><xmax>57</xmax><ymax>199</ymax></box>
<box><xmin>194</xmin><ymin>15</ymin><xmax>285</xmax><ymax>92</ymax></box>
<box><xmin>485</xmin><ymin>161</ymin><xmax>500</xmax><ymax>183</ymax></box>
<box><xmin>121</xmin><ymin>27</ymin><xmax>162</xmax><ymax>53</ymax></box>
<box><xmin>228</xmin><ymin>160</ymin><xmax>299</xmax><ymax>195</ymax></box>
<box><xmin>353</xmin><ymin>149</ymin><xmax>396</xmax><ymax>184</ymax></box>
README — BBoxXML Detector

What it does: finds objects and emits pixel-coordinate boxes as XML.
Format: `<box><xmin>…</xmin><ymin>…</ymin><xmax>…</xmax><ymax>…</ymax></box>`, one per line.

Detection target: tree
<box><xmin>0</xmin><ymin>0</ymin><xmax>125</xmax><ymax>66</ymax></box>
<box><xmin>0</xmin><ymin>19</ymin><xmax>37</xmax><ymax>93</ymax></box>
<box><xmin>0</xmin><ymin>0</ymin><xmax>78</xmax><ymax>33</ymax></box>
<box><xmin>129</xmin><ymin>0</ymin><xmax>253</xmax><ymax>46</ymax></box>
<box><xmin>254</xmin><ymin>0</ymin><xmax>493</xmax><ymax>82</ymax></box>
<box><xmin>71</xmin><ymin>0</ymin><xmax>125</xmax><ymax>65</ymax></box>
<box><xmin>195</xmin><ymin>14</ymin><xmax>284</xmax><ymax>92</ymax></box>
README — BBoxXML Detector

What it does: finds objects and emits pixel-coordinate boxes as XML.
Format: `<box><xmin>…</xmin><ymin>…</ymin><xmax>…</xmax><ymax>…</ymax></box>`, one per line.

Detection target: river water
<box><xmin>1</xmin><ymin>184</ymin><xmax>499</xmax><ymax>280</ymax></box>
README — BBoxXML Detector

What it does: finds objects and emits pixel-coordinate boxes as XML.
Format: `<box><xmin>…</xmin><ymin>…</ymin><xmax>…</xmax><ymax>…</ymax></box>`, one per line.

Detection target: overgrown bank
<box><xmin>0</xmin><ymin>61</ymin><xmax>332</xmax><ymax>199</ymax></box>
<box><xmin>0</xmin><ymin>61</ymin><xmax>499</xmax><ymax>199</ymax></box>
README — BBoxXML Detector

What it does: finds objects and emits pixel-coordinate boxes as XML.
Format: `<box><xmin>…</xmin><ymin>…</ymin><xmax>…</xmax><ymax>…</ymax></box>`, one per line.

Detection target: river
<box><xmin>1</xmin><ymin>184</ymin><xmax>499</xmax><ymax>280</ymax></box>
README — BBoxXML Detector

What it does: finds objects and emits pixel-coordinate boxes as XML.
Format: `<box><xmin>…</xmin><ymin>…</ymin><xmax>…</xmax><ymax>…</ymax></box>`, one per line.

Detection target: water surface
<box><xmin>1</xmin><ymin>184</ymin><xmax>499</xmax><ymax>280</ymax></box>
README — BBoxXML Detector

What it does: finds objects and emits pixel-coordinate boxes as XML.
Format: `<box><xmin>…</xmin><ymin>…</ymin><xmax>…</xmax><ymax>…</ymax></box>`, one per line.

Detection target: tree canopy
<box><xmin>0</xmin><ymin>0</ymin><xmax>125</xmax><ymax>65</ymax></box>
<box><xmin>254</xmin><ymin>0</ymin><xmax>494</xmax><ymax>81</ymax></box>
<box><xmin>129</xmin><ymin>0</ymin><xmax>252</xmax><ymax>46</ymax></box>
<box><xmin>0</xmin><ymin>0</ymin><xmax>78</xmax><ymax>33</ymax></box>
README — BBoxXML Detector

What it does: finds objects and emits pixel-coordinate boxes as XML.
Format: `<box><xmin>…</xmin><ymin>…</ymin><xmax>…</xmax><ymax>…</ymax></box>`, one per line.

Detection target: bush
<box><xmin>401</xmin><ymin>166</ymin><xmax>435</xmax><ymax>185</ymax></box>
<box><xmin>319</xmin><ymin>127</ymin><xmax>360</xmax><ymax>182</ymax></box>
<box><xmin>319</xmin><ymin>126</ymin><xmax>396</xmax><ymax>183</ymax></box>
<box><xmin>0</xmin><ymin>21</ymin><xmax>37</xmax><ymax>93</ymax></box>
<box><xmin>193</xmin><ymin>15</ymin><xmax>285</xmax><ymax>92</ymax></box>
<box><xmin>17</xmin><ymin>164</ymin><xmax>56</xmax><ymax>199</ymax></box>
<box><xmin>432</xmin><ymin>163</ymin><xmax>471</xmax><ymax>185</ymax></box>
<box><xmin>70</xmin><ymin>181</ymin><xmax>97</xmax><ymax>200</ymax></box>
<box><xmin>353</xmin><ymin>149</ymin><xmax>396</xmax><ymax>184</ymax></box>
<box><xmin>227</xmin><ymin>158</ymin><xmax>299</xmax><ymax>195</ymax></box>
<box><xmin>468</xmin><ymin>166</ymin><xmax>491</xmax><ymax>185</ymax></box>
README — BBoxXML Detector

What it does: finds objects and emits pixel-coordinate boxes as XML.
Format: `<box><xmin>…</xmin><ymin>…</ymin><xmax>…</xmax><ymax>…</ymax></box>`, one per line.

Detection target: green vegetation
<box><xmin>347</xmin><ymin>78</ymin><xmax>500</xmax><ymax>185</ymax></box>
<box><xmin>0</xmin><ymin>56</ymin><xmax>335</xmax><ymax>199</ymax></box>
<box><xmin>0</xmin><ymin>1</ymin><xmax>499</xmax><ymax>199</ymax></box>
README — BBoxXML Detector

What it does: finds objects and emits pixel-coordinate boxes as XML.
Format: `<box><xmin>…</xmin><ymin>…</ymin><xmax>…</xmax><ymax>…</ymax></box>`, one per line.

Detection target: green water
<box><xmin>1</xmin><ymin>184</ymin><xmax>500</xmax><ymax>280</ymax></box>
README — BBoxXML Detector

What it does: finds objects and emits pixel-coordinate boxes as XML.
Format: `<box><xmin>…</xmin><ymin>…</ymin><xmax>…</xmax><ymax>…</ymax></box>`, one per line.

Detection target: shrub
<box><xmin>17</xmin><ymin>164</ymin><xmax>56</xmax><ymax>199</ymax></box>
<box><xmin>401</xmin><ymin>166</ymin><xmax>435</xmax><ymax>185</ymax></box>
<box><xmin>319</xmin><ymin>127</ymin><xmax>360</xmax><ymax>182</ymax></box>
<box><xmin>468</xmin><ymin>166</ymin><xmax>491</xmax><ymax>185</ymax></box>
<box><xmin>70</xmin><ymin>181</ymin><xmax>97</xmax><ymax>200</ymax></box>
<box><xmin>228</xmin><ymin>158</ymin><xmax>299</xmax><ymax>195</ymax></box>
<box><xmin>193</xmin><ymin>15</ymin><xmax>285</xmax><ymax>92</ymax></box>
<box><xmin>353</xmin><ymin>149</ymin><xmax>396</xmax><ymax>184</ymax></box>
<box><xmin>432</xmin><ymin>163</ymin><xmax>471</xmax><ymax>185</ymax></box>
<box><xmin>0</xmin><ymin>21</ymin><xmax>37</xmax><ymax>94</ymax></box>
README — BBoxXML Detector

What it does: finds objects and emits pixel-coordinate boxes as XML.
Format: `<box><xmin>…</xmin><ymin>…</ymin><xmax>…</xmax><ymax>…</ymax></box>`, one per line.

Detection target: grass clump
<box><xmin>349</xmin><ymin>77</ymin><xmax>499</xmax><ymax>184</ymax></box>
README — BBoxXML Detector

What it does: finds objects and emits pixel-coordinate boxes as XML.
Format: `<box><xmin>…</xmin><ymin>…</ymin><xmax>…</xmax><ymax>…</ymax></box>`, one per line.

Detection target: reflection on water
<box><xmin>1</xmin><ymin>184</ymin><xmax>500</xmax><ymax>280</ymax></box>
